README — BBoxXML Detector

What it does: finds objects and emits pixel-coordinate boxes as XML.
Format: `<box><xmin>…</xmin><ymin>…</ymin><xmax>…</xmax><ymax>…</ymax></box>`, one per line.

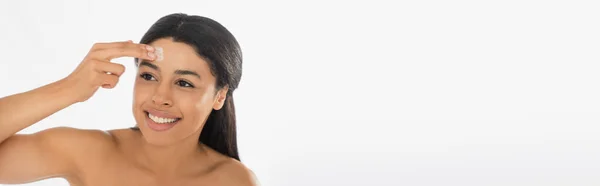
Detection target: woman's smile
<box><xmin>144</xmin><ymin>109</ymin><xmax>182</xmax><ymax>132</ymax></box>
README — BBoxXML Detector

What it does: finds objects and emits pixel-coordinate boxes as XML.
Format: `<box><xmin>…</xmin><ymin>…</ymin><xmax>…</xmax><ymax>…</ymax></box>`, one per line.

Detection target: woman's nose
<box><xmin>151</xmin><ymin>94</ymin><xmax>173</xmax><ymax>106</ymax></box>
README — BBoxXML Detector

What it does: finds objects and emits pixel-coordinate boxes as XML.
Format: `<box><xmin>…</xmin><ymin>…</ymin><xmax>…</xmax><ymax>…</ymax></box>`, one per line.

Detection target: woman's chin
<box><xmin>138</xmin><ymin>131</ymin><xmax>177</xmax><ymax>146</ymax></box>
<box><xmin>136</xmin><ymin>123</ymin><xmax>179</xmax><ymax>146</ymax></box>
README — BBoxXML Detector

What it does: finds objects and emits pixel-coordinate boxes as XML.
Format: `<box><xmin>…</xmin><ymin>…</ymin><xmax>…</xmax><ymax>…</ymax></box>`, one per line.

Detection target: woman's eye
<box><xmin>177</xmin><ymin>80</ymin><xmax>194</xmax><ymax>88</ymax></box>
<box><xmin>140</xmin><ymin>73</ymin><xmax>156</xmax><ymax>81</ymax></box>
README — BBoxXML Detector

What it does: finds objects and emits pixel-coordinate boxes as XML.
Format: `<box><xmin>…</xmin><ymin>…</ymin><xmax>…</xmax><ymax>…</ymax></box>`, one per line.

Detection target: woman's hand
<box><xmin>62</xmin><ymin>40</ymin><xmax>156</xmax><ymax>103</ymax></box>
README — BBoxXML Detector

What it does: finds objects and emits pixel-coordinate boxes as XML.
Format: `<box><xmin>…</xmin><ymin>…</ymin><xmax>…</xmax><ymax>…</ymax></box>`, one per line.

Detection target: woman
<box><xmin>0</xmin><ymin>13</ymin><xmax>257</xmax><ymax>186</ymax></box>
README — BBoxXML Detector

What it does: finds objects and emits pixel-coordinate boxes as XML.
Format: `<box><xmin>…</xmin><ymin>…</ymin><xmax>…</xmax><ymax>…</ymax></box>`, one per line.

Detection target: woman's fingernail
<box><xmin>148</xmin><ymin>52</ymin><xmax>156</xmax><ymax>59</ymax></box>
<box><xmin>146</xmin><ymin>45</ymin><xmax>155</xmax><ymax>52</ymax></box>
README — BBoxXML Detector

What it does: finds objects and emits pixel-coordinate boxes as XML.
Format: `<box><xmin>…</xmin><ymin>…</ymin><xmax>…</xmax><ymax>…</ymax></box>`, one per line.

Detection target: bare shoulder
<box><xmin>34</xmin><ymin>127</ymin><xmax>118</xmax><ymax>159</ymax></box>
<box><xmin>0</xmin><ymin>127</ymin><xmax>118</xmax><ymax>184</ymax></box>
<box><xmin>197</xmin><ymin>145</ymin><xmax>259</xmax><ymax>186</ymax></box>
<box><xmin>37</xmin><ymin>126</ymin><xmax>115</xmax><ymax>147</ymax></box>
<box><xmin>212</xmin><ymin>158</ymin><xmax>260</xmax><ymax>186</ymax></box>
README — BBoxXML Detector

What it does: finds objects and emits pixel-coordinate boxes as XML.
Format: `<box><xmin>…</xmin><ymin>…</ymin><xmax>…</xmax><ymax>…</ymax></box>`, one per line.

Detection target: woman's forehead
<box><xmin>148</xmin><ymin>38</ymin><xmax>211</xmax><ymax>73</ymax></box>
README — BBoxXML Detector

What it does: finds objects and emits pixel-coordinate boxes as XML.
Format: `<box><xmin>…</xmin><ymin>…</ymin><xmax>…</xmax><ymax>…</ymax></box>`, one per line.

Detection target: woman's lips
<box><xmin>146</xmin><ymin>115</ymin><xmax>179</xmax><ymax>132</ymax></box>
<box><xmin>142</xmin><ymin>109</ymin><xmax>182</xmax><ymax>132</ymax></box>
<box><xmin>145</xmin><ymin>111</ymin><xmax>180</xmax><ymax>132</ymax></box>
<box><xmin>145</xmin><ymin>109</ymin><xmax>180</xmax><ymax>119</ymax></box>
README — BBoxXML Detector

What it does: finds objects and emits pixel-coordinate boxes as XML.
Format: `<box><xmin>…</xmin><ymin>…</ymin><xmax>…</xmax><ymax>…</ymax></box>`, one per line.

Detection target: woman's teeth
<box><xmin>148</xmin><ymin>113</ymin><xmax>179</xmax><ymax>124</ymax></box>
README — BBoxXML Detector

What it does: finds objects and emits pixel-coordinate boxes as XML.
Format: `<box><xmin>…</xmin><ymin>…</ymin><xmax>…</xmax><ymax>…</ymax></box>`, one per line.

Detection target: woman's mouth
<box><xmin>144</xmin><ymin>111</ymin><xmax>181</xmax><ymax>131</ymax></box>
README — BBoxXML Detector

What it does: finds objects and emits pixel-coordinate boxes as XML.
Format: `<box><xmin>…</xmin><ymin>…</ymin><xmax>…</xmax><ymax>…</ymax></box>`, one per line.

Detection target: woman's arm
<box><xmin>0</xmin><ymin>79</ymin><xmax>77</xmax><ymax>144</ymax></box>
<box><xmin>0</xmin><ymin>40</ymin><xmax>156</xmax><ymax>184</ymax></box>
<box><xmin>0</xmin><ymin>127</ymin><xmax>84</xmax><ymax>184</ymax></box>
<box><xmin>0</xmin><ymin>80</ymin><xmax>80</xmax><ymax>183</ymax></box>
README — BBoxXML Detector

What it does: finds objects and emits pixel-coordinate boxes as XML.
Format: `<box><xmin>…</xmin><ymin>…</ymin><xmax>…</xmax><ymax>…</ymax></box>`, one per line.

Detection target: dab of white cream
<box><xmin>155</xmin><ymin>47</ymin><xmax>164</xmax><ymax>61</ymax></box>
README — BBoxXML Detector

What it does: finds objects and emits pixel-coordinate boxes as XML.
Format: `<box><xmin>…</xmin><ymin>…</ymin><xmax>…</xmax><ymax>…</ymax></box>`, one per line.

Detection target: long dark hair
<box><xmin>131</xmin><ymin>13</ymin><xmax>243</xmax><ymax>161</ymax></box>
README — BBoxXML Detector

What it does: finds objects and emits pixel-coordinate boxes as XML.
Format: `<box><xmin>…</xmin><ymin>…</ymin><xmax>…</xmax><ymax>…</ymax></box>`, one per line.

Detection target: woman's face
<box><xmin>132</xmin><ymin>38</ymin><xmax>228</xmax><ymax>146</ymax></box>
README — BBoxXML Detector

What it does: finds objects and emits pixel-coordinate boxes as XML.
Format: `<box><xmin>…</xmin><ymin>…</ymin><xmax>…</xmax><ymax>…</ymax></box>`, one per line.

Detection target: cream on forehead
<box><xmin>154</xmin><ymin>46</ymin><xmax>164</xmax><ymax>61</ymax></box>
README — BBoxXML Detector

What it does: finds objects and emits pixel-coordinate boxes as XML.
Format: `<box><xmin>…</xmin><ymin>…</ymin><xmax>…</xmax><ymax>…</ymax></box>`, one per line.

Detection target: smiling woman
<box><xmin>0</xmin><ymin>13</ymin><xmax>257</xmax><ymax>186</ymax></box>
<box><xmin>131</xmin><ymin>13</ymin><xmax>242</xmax><ymax>161</ymax></box>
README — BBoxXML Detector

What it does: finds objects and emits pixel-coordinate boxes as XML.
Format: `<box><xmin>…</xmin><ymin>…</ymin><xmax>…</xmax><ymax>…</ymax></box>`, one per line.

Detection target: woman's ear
<box><xmin>212</xmin><ymin>86</ymin><xmax>229</xmax><ymax>110</ymax></box>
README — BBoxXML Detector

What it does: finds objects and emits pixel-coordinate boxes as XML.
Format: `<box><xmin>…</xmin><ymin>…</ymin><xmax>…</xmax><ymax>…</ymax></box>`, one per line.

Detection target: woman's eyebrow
<box><xmin>139</xmin><ymin>61</ymin><xmax>159</xmax><ymax>71</ymax></box>
<box><xmin>140</xmin><ymin>61</ymin><xmax>201</xmax><ymax>79</ymax></box>
<box><xmin>174</xmin><ymin>70</ymin><xmax>201</xmax><ymax>79</ymax></box>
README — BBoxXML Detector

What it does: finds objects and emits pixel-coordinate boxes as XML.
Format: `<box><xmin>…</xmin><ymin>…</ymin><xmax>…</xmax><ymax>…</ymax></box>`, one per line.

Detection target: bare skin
<box><xmin>0</xmin><ymin>39</ymin><xmax>257</xmax><ymax>186</ymax></box>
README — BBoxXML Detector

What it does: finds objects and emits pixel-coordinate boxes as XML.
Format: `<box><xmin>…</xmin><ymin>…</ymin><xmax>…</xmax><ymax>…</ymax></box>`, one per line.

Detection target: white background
<box><xmin>1</xmin><ymin>0</ymin><xmax>600</xmax><ymax>185</ymax></box>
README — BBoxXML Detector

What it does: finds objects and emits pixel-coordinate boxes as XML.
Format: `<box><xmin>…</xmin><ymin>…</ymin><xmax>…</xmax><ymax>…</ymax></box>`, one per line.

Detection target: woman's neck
<box><xmin>136</xmin><ymin>131</ymin><xmax>205</xmax><ymax>176</ymax></box>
